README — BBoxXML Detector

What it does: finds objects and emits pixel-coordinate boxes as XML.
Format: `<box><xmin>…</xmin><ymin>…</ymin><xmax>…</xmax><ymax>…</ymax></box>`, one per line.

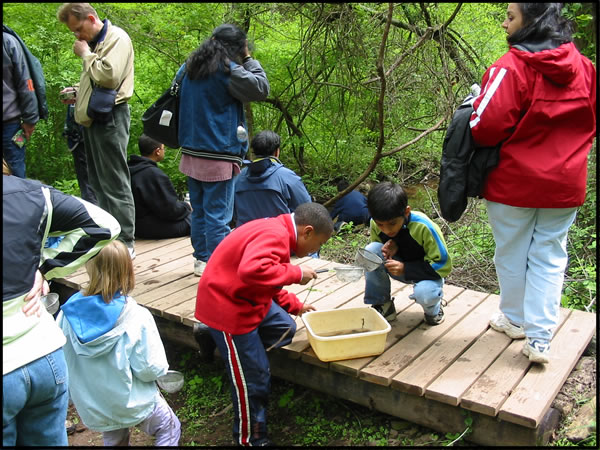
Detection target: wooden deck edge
<box><xmin>268</xmin><ymin>351</ymin><xmax>559</xmax><ymax>446</ymax></box>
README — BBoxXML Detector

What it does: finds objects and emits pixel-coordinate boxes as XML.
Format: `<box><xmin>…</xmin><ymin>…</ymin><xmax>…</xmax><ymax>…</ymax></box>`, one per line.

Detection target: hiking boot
<box><xmin>424</xmin><ymin>304</ymin><xmax>445</xmax><ymax>325</ymax></box>
<box><xmin>522</xmin><ymin>338</ymin><xmax>550</xmax><ymax>364</ymax></box>
<box><xmin>489</xmin><ymin>312</ymin><xmax>525</xmax><ymax>339</ymax></box>
<box><xmin>192</xmin><ymin>321</ymin><xmax>216</xmax><ymax>363</ymax></box>
<box><xmin>372</xmin><ymin>299</ymin><xmax>396</xmax><ymax>322</ymax></box>
<box><xmin>194</xmin><ymin>259</ymin><xmax>206</xmax><ymax>277</ymax></box>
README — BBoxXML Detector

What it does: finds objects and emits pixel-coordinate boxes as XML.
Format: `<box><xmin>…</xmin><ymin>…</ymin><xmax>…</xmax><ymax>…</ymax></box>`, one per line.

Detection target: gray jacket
<box><xmin>2</xmin><ymin>32</ymin><xmax>38</xmax><ymax>123</ymax></box>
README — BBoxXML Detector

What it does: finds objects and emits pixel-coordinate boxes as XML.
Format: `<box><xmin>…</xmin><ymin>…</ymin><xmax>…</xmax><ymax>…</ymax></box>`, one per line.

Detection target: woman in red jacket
<box><xmin>469</xmin><ymin>3</ymin><xmax>596</xmax><ymax>364</ymax></box>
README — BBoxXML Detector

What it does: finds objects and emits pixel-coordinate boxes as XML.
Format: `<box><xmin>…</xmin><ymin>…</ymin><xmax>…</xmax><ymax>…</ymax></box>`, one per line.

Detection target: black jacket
<box><xmin>127</xmin><ymin>155</ymin><xmax>190</xmax><ymax>225</ymax></box>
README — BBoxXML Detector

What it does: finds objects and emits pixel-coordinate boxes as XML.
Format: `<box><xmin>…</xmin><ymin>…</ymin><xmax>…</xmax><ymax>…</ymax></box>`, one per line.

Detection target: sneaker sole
<box><xmin>489</xmin><ymin>322</ymin><xmax>525</xmax><ymax>339</ymax></box>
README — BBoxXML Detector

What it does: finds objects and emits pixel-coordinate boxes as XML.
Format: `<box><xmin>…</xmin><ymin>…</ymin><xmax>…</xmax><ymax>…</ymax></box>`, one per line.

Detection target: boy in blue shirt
<box><xmin>363</xmin><ymin>181</ymin><xmax>452</xmax><ymax>324</ymax></box>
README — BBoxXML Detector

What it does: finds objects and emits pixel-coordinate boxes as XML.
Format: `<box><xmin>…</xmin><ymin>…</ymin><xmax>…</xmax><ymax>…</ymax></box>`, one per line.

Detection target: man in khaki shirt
<box><xmin>58</xmin><ymin>2</ymin><xmax>136</xmax><ymax>258</ymax></box>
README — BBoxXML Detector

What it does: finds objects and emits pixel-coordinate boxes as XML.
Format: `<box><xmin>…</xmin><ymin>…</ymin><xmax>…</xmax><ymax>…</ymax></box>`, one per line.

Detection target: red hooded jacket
<box><xmin>195</xmin><ymin>213</ymin><xmax>304</xmax><ymax>335</ymax></box>
<box><xmin>470</xmin><ymin>42</ymin><xmax>596</xmax><ymax>208</ymax></box>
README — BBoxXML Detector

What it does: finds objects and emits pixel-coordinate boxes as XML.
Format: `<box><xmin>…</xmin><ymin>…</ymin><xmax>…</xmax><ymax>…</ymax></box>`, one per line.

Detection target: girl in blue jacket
<box><xmin>57</xmin><ymin>241</ymin><xmax>180</xmax><ymax>446</ymax></box>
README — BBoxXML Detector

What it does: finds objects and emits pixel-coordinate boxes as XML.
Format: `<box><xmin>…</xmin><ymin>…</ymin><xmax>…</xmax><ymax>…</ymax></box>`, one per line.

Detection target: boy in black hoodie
<box><xmin>127</xmin><ymin>134</ymin><xmax>191</xmax><ymax>239</ymax></box>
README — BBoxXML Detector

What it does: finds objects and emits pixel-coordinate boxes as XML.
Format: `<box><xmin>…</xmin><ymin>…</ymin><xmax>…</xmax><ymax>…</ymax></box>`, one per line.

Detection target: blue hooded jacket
<box><xmin>58</xmin><ymin>294</ymin><xmax>169</xmax><ymax>431</ymax></box>
<box><xmin>234</xmin><ymin>156</ymin><xmax>311</xmax><ymax>226</ymax></box>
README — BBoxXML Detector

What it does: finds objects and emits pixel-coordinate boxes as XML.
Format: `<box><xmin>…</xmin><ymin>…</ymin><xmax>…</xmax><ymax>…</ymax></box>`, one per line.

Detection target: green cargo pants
<box><xmin>83</xmin><ymin>103</ymin><xmax>135</xmax><ymax>247</ymax></box>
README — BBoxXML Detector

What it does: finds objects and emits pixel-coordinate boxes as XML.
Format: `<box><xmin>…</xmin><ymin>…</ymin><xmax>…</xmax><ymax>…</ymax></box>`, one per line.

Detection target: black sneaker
<box><xmin>372</xmin><ymin>299</ymin><xmax>397</xmax><ymax>322</ymax></box>
<box><xmin>424</xmin><ymin>304</ymin><xmax>445</xmax><ymax>325</ymax></box>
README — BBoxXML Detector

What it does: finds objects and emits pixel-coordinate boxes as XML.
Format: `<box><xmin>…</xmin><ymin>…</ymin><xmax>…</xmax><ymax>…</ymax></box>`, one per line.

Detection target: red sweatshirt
<box><xmin>470</xmin><ymin>42</ymin><xmax>596</xmax><ymax>208</ymax></box>
<box><xmin>195</xmin><ymin>214</ymin><xmax>304</xmax><ymax>334</ymax></box>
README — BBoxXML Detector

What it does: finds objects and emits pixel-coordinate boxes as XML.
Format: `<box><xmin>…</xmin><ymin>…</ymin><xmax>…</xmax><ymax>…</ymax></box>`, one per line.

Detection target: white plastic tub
<box><xmin>302</xmin><ymin>307</ymin><xmax>391</xmax><ymax>362</ymax></box>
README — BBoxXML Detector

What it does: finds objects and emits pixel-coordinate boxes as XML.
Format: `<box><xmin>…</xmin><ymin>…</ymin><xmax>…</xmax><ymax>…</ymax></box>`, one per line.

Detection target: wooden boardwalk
<box><xmin>54</xmin><ymin>237</ymin><xmax>596</xmax><ymax>446</ymax></box>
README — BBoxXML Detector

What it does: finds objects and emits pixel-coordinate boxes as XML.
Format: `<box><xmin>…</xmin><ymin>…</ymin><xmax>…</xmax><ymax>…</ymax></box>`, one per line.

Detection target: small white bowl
<box><xmin>157</xmin><ymin>370</ymin><xmax>184</xmax><ymax>393</ymax></box>
<box><xmin>41</xmin><ymin>293</ymin><xmax>60</xmax><ymax>315</ymax></box>
<box><xmin>332</xmin><ymin>266</ymin><xmax>364</xmax><ymax>282</ymax></box>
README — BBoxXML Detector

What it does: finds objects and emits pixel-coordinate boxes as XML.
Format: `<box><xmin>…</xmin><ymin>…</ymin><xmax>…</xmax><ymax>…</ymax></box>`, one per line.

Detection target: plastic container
<box><xmin>40</xmin><ymin>293</ymin><xmax>60</xmax><ymax>315</ymax></box>
<box><xmin>302</xmin><ymin>307</ymin><xmax>391</xmax><ymax>362</ymax></box>
<box><xmin>157</xmin><ymin>370</ymin><xmax>185</xmax><ymax>393</ymax></box>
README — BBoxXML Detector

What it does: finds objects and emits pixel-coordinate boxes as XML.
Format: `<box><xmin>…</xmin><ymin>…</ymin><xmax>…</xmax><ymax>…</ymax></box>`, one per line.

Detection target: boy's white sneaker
<box><xmin>522</xmin><ymin>338</ymin><xmax>550</xmax><ymax>364</ymax></box>
<box><xmin>489</xmin><ymin>313</ymin><xmax>525</xmax><ymax>339</ymax></box>
<box><xmin>194</xmin><ymin>259</ymin><xmax>206</xmax><ymax>277</ymax></box>
<box><xmin>127</xmin><ymin>246</ymin><xmax>136</xmax><ymax>260</ymax></box>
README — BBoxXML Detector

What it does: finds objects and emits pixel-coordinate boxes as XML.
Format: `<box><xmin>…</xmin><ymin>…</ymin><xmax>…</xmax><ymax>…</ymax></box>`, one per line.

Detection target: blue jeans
<box><xmin>209</xmin><ymin>301</ymin><xmax>295</xmax><ymax>446</ymax></box>
<box><xmin>3</xmin><ymin>122</ymin><xmax>26</xmax><ymax>178</ymax></box>
<box><xmin>363</xmin><ymin>241</ymin><xmax>444</xmax><ymax>316</ymax></box>
<box><xmin>3</xmin><ymin>348</ymin><xmax>69</xmax><ymax>446</ymax></box>
<box><xmin>486</xmin><ymin>201</ymin><xmax>577</xmax><ymax>341</ymax></box>
<box><xmin>188</xmin><ymin>176</ymin><xmax>235</xmax><ymax>262</ymax></box>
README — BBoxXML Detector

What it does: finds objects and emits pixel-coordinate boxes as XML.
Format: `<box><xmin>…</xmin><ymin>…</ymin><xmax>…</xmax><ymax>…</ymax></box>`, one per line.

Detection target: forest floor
<box><xmin>67</xmin><ymin>224</ymin><xmax>596</xmax><ymax>447</ymax></box>
<box><xmin>66</xmin><ymin>346</ymin><xmax>596</xmax><ymax>447</ymax></box>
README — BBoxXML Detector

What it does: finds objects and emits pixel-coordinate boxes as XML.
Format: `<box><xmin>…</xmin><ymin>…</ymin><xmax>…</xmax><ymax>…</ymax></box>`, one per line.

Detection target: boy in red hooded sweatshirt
<box><xmin>194</xmin><ymin>202</ymin><xmax>333</xmax><ymax>446</ymax></box>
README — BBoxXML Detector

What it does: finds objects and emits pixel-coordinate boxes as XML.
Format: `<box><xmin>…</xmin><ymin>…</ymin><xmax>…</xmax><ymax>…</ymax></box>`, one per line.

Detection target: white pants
<box><xmin>101</xmin><ymin>393</ymin><xmax>181</xmax><ymax>446</ymax></box>
<box><xmin>486</xmin><ymin>201</ymin><xmax>577</xmax><ymax>341</ymax></box>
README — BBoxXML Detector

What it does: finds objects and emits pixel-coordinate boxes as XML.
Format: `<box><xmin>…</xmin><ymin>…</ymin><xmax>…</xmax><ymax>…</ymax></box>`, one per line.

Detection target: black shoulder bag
<box><xmin>141</xmin><ymin>65</ymin><xmax>186</xmax><ymax>148</ymax></box>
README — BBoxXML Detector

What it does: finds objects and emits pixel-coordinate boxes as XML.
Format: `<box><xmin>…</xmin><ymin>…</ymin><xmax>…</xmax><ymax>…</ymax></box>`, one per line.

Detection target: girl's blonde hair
<box><xmin>84</xmin><ymin>240</ymin><xmax>135</xmax><ymax>303</ymax></box>
<box><xmin>3</xmin><ymin>159</ymin><xmax>12</xmax><ymax>175</ymax></box>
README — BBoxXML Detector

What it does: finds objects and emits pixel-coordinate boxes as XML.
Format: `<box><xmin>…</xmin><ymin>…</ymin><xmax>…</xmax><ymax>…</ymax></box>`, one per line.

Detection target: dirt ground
<box><xmin>67</xmin><ymin>342</ymin><xmax>597</xmax><ymax>447</ymax></box>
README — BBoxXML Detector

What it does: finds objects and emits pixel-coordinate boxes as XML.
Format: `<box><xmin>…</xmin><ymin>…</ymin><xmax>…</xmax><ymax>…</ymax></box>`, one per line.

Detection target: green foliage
<box><xmin>4</xmin><ymin>2</ymin><xmax>596</xmax><ymax>314</ymax></box>
<box><xmin>562</xmin><ymin>3</ymin><xmax>597</xmax><ymax>62</ymax></box>
<box><xmin>52</xmin><ymin>178</ymin><xmax>81</xmax><ymax>197</ymax></box>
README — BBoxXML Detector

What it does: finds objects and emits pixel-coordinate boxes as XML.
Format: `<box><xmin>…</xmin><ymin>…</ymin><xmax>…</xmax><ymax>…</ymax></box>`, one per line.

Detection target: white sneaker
<box><xmin>522</xmin><ymin>338</ymin><xmax>550</xmax><ymax>364</ymax></box>
<box><xmin>128</xmin><ymin>246</ymin><xmax>136</xmax><ymax>260</ymax></box>
<box><xmin>194</xmin><ymin>259</ymin><xmax>206</xmax><ymax>277</ymax></box>
<box><xmin>489</xmin><ymin>313</ymin><xmax>525</xmax><ymax>339</ymax></box>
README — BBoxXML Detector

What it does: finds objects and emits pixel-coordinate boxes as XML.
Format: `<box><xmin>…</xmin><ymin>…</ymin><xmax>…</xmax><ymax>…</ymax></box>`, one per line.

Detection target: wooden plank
<box><xmin>461</xmin><ymin>308</ymin><xmax>571</xmax><ymax>417</ymax></box>
<box><xmin>135</xmin><ymin>250</ymin><xmax>194</xmax><ymax>284</ymax></box>
<box><xmin>391</xmin><ymin>292</ymin><xmax>494</xmax><ymax>395</ymax></box>
<box><xmin>358</xmin><ymin>285</ymin><xmax>480</xmax><ymax>387</ymax></box>
<box><xmin>65</xmin><ymin>236</ymin><xmax>191</xmax><ymax>287</ymax></box>
<box><xmin>424</xmin><ymin>328</ymin><xmax>512</xmax><ymax>406</ymax></box>
<box><xmin>163</xmin><ymin>297</ymin><xmax>197</xmax><ymax>323</ymax></box>
<box><xmin>497</xmin><ymin>309</ymin><xmax>596</xmax><ymax>428</ymax></box>
<box><xmin>136</xmin><ymin>273</ymin><xmax>198</xmax><ymax>306</ymax></box>
<box><xmin>132</xmin><ymin>255</ymin><xmax>195</xmax><ymax>297</ymax></box>
<box><xmin>268</xmin><ymin>350</ymin><xmax>557</xmax><ymax>447</ymax></box>
<box><xmin>134</xmin><ymin>237</ymin><xmax>187</xmax><ymax>254</ymax></box>
<box><xmin>133</xmin><ymin>236</ymin><xmax>191</xmax><ymax>263</ymax></box>
<box><xmin>143</xmin><ymin>284</ymin><xmax>197</xmax><ymax>317</ymax></box>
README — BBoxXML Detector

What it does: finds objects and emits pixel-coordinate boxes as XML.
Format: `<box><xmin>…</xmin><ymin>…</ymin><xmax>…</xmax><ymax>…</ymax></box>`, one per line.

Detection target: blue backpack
<box><xmin>3</xmin><ymin>24</ymin><xmax>48</xmax><ymax>120</ymax></box>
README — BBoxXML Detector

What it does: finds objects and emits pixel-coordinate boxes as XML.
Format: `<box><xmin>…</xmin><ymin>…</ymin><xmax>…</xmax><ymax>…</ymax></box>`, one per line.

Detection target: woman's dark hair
<box><xmin>508</xmin><ymin>3</ymin><xmax>573</xmax><ymax>45</ymax></box>
<box><xmin>186</xmin><ymin>24</ymin><xmax>247</xmax><ymax>80</ymax></box>
<box><xmin>367</xmin><ymin>182</ymin><xmax>408</xmax><ymax>221</ymax></box>
<box><xmin>251</xmin><ymin>130</ymin><xmax>280</xmax><ymax>157</ymax></box>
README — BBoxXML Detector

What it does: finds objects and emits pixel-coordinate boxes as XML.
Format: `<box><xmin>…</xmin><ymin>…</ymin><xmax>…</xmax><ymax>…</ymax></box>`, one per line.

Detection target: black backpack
<box><xmin>437</xmin><ymin>101</ymin><xmax>500</xmax><ymax>222</ymax></box>
<box><xmin>3</xmin><ymin>25</ymin><xmax>48</xmax><ymax>120</ymax></box>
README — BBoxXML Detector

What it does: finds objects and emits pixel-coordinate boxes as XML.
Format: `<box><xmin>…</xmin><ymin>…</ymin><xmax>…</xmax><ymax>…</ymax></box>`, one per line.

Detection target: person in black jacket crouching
<box><xmin>128</xmin><ymin>134</ymin><xmax>191</xmax><ymax>239</ymax></box>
